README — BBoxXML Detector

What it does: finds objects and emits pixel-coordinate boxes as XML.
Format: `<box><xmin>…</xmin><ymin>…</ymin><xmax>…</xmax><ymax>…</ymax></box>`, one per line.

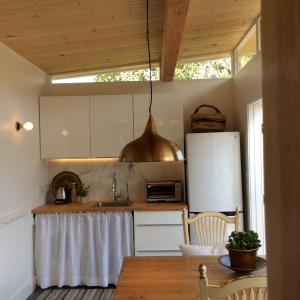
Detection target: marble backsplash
<box><xmin>47</xmin><ymin>159</ymin><xmax>185</xmax><ymax>203</ymax></box>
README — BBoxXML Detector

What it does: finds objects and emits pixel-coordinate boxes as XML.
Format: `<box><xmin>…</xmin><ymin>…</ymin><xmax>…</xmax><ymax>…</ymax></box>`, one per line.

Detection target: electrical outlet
<box><xmin>39</xmin><ymin>184</ymin><xmax>50</xmax><ymax>197</ymax></box>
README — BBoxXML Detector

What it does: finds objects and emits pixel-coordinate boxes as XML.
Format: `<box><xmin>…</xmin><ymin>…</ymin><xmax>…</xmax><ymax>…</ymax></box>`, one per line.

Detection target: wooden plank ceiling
<box><xmin>0</xmin><ymin>0</ymin><xmax>260</xmax><ymax>81</ymax></box>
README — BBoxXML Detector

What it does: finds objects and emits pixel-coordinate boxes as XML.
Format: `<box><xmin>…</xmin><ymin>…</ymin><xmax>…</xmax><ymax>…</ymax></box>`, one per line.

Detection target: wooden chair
<box><xmin>199</xmin><ymin>264</ymin><xmax>268</xmax><ymax>300</ymax></box>
<box><xmin>182</xmin><ymin>207</ymin><xmax>240</xmax><ymax>246</ymax></box>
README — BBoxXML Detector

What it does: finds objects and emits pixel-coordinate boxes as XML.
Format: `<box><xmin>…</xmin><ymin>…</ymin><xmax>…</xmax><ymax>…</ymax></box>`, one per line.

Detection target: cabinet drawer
<box><xmin>134</xmin><ymin>224</ymin><xmax>184</xmax><ymax>250</ymax></box>
<box><xmin>134</xmin><ymin>210</ymin><xmax>182</xmax><ymax>225</ymax></box>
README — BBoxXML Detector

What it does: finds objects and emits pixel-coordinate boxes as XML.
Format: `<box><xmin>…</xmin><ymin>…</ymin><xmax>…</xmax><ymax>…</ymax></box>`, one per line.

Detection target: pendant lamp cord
<box><xmin>146</xmin><ymin>0</ymin><xmax>153</xmax><ymax>115</ymax></box>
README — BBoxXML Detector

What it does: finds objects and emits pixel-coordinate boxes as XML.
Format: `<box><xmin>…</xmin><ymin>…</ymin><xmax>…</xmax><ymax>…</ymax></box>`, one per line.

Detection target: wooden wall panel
<box><xmin>261</xmin><ymin>0</ymin><xmax>300</xmax><ymax>298</ymax></box>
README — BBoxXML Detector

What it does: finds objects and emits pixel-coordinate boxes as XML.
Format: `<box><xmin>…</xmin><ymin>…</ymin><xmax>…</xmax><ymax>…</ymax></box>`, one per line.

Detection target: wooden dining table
<box><xmin>113</xmin><ymin>255</ymin><xmax>267</xmax><ymax>300</ymax></box>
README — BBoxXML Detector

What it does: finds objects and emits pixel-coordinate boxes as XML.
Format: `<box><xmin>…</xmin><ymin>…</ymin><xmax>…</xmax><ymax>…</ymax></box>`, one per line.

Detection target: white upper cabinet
<box><xmin>133</xmin><ymin>93</ymin><xmax>184</xmax><ymax>154</ymax></box>
<box><xmin>90</xmin><ymin>95</ymin><xmax>134</xmax><ymax>157</ymax></box>
<box><xmin>40</xmin><ymin>96</ymin><xmax>90</xmax><ymax>159</ymax></box>
<box><xmin>39</xmin><ymin>93</ymin><xmax>183</xmax><ymax>159</ymax></box>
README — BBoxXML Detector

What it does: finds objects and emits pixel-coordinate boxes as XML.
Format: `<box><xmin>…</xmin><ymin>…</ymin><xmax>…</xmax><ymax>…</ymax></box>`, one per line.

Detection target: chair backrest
<box><xmin>182</xmin><ymin>207</ymin><xmax>240</xmax><ymax>246</ymax></box>
<box><xmin>199</xmin><ymin>264</ymin><xmax>268</xmax><ymax>300</ymax></box>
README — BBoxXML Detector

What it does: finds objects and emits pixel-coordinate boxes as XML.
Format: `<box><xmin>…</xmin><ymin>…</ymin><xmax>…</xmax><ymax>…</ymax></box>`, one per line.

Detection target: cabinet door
<box><xmin>90</xmin><ymin>95</ymin><xmax>133</xmax><ymax>157</ymax></box>
<box><xmin>134</xmin><ymin>210</ymin><xmax>184</xmax><ymax>256</ymax></box>
<box><xmin>133</xmin><ymin>93</ymin><xmax>184</xmax><ymax>154</ymax></box>
<box><xmin>134</xmin><ymin>224</ymin><xmax>183</xmax><ymax>256</ymax></box>
<box><xmin>40</xmin><ymin>96</ymin><xmax>90</xmax><ymax>159</ymax></box>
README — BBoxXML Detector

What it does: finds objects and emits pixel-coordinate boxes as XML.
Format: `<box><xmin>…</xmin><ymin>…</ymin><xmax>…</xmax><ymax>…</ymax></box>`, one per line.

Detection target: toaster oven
<box><xmin>146</xmin><ymin>180</ymin><xmax>182</xmax><ymax>202</ymax></box>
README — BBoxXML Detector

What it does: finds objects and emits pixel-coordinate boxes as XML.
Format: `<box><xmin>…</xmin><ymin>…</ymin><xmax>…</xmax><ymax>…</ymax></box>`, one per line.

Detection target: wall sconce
<box><xmin>15</xmin><ymin>121</ymin><xmax>33</xmax><ymax>131</ymax></box>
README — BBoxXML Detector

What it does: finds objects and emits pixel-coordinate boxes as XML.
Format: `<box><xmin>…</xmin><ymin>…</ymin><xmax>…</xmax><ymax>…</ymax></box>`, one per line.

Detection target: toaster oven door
<box><xmin>147</xmin><ymin>182</ymin><xmax>176</xmax><ymax>202</ymax></box>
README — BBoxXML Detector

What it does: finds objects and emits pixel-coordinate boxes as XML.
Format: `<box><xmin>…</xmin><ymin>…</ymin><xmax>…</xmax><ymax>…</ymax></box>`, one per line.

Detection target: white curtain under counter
<box><xmin>35</xmin><ymin>212</ymin><xmax>134</xmax><ymax>288</ymax></box>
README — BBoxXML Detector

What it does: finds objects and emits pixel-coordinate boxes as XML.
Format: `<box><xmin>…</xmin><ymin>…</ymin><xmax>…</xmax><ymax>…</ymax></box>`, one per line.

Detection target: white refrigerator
<box><xmin>185</xmin><ymin>132</ymin><xmax>243</xmax><ymax>243</ymax></box>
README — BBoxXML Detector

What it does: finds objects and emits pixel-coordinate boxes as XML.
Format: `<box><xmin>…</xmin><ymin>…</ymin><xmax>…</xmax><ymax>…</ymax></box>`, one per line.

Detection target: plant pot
<box><xmin>80</xmin><ymin>196</ymin><xmax>89</xmax><ymax>203</ymax></box>
<box><xmin>225</xmin><ymin>243</ymin><xmax>259</xmax><ymax>269</ymax></box>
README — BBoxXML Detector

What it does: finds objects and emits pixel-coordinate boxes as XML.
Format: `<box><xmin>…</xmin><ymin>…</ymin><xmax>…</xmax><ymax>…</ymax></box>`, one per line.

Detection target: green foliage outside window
<box><xmin>174</xmin><ymin>59</ymin><xmax>231</xmax><ymax>79</ymax></box>
<box><xmin>94</xmin><ymin>58</ymin><xmax>231</xmax><ymax>82</ymax></box>
<box><xmin>238</xmin><ymin>55</ymin><xmax>253</xmax><ymax>71</ymax></box>
<box><xmin>95</xmin><ymin>68</ymin><xmax>159</xmax><ymax>82</ymax></box>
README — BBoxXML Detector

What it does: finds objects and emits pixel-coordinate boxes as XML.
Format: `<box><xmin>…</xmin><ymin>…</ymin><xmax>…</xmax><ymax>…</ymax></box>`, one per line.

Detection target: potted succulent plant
<box><xmin>78</xmin><ymin>183</ymin><xmax>90</xmax><ymax>203</ymax></box>
<box><xmin>226</xmin><ymin>230</ymin><xmax>261</xmax><ymax>269</ymax></box>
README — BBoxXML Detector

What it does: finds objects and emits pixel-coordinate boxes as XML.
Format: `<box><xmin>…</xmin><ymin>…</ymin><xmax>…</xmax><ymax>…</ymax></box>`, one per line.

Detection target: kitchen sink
<box><xmin>91</xmin><ymin>201</ymin><xmax>133</xmax><ymax>208</ymax></box>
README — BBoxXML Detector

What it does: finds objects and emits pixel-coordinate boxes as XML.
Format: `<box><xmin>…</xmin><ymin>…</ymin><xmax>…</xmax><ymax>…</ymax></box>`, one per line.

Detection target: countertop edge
<box><xmin>31</xmin><ymin>201</ymin><xmax>188</xmax><ymax>214</ymax></box>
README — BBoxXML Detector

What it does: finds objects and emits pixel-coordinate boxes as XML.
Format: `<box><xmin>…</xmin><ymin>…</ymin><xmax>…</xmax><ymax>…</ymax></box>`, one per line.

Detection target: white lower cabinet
<box><xmin>134</xmin><ymin>210</ymin><xmax>184</xmax><ymax>256</ymax></box>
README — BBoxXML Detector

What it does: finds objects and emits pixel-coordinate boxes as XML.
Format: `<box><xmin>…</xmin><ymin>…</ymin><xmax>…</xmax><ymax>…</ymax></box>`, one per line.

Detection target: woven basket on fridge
<box><xmin>190</xmin><ymin>104</ymin><xmax>226</xmax><ymax>133</ymax></box>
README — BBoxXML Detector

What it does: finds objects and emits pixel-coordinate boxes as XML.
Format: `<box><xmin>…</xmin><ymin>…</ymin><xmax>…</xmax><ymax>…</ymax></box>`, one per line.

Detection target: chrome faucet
<box><xmin>112</xmin><ymin>173</ymin><xmax>122</xmax><ymax>202</ymax></box>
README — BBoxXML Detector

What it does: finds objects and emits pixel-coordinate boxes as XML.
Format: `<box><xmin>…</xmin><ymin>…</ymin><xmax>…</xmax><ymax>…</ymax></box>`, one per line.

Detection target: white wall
<box><xmin>232</xmin><ymin>51</ymin><xmax>262</xmax><ymax>228</ymax></box>
<box><xmin>0</xmin><ymin>43</ymin><xmax>49</xmax><ymax>300</ymax></box>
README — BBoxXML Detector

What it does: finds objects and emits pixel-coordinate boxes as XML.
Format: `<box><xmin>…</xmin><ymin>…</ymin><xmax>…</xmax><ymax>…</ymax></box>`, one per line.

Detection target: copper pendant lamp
<box><xmin>118</xmin><ymin>0</ymin><xmax>183</xmax><ymax>162</ymax></box>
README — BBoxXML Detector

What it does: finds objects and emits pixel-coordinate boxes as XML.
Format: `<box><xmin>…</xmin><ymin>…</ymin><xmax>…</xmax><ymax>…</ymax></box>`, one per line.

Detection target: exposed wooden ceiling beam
<box><xmin>160</xmin><ymin>0</ymin><xmax>190</xmax><ymax>82</ymax></box>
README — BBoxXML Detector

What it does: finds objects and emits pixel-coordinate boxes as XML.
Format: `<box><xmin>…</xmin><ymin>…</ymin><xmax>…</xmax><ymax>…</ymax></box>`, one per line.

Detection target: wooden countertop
<box><xmin>31</xmin><ymin>200</ymin><xmax>188</xmax><ymax>214</ymax></box>
<box><xmin>114</xmin><ymin>256</ymin><xmax>267</xmax><ymax>300</ymax></box>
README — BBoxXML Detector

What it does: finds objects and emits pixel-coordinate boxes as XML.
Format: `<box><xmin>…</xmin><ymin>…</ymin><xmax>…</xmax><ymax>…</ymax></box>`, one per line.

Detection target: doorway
<box><xmin>247</xmin><ymin>98</ymin><xmax>265</xmax><ymax>254</ymax></box>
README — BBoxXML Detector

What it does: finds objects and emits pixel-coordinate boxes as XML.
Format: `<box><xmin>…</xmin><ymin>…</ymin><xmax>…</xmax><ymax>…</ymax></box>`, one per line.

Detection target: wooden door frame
<box><xmin>262</xmin><ymin>0</ymin><xmax>300</xmax><ymax>298</ymax></box>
